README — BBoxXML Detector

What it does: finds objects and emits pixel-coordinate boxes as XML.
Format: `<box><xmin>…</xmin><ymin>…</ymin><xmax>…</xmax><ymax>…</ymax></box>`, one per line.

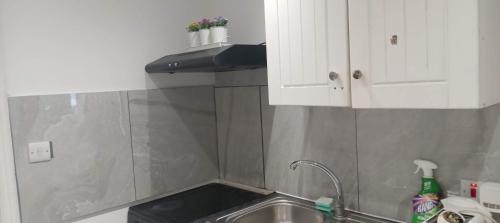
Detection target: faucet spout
<box><xmin>289</xmin><ymin>160</ymin><xmax>346</xmax><ymax>219</ymax></box>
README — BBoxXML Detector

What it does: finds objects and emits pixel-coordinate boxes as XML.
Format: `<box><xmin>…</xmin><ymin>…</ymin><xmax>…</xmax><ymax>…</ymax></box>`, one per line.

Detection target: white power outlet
<box><xmin>28</xmin><ymin>141</ymin><xmax>52</xmax><ymax>163</ymax></box>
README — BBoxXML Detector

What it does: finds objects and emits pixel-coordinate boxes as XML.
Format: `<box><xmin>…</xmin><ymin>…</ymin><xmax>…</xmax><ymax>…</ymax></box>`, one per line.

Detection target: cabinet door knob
<box><xmin>390</xmin><ymin>35</ymin><xmax>398</xmax><ymax>45</ymax></box>
<box><xmin>329</xmin><ymin>72</ymin><xmax>339</xmax><ymax>81</ymax></box>
<box><xmin>353</xmin><ymin>70</ymin><xmax>363</xmax><ymax>79</ymax></box>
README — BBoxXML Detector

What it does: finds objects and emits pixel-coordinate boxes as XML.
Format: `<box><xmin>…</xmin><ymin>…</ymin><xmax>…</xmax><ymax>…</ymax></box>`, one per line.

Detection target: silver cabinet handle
<box><xmin>329</xmin><ymin>72</ymin><xmax>339</xmax><ymax>81</ymax></box>
<box><xmin>353</xmin><ymin>70</ymin><xmax>363</xmax><ymax>79</ymax></box>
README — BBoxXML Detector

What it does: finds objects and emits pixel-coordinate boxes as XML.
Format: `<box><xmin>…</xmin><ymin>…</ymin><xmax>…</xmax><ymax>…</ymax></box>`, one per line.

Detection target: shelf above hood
<box><xmin>145</xmin><ymin>44</ymin><xmax>267</xmax><ymax>74</ymax></box>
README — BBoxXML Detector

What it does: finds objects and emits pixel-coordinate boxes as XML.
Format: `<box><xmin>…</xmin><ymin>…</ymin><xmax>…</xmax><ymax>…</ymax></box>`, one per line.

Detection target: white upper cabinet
<box><xmin>349</xmin><ymin>0</ymin><xmax>500</xmax><ymax>108</ymax></box>
<box><xmin>350</xmin><ymin>0</ymin><xmax>451</xmax><ymax>108</ymax></box>
<box><xmin>264</xmin><ymin>0</ymin><xmax>351</xmax><ymax>106</ymax></box>
<box><xmin>265</xmin><ymin>0</ymin><xmax>500</xmax><ymax>109</ymax></box>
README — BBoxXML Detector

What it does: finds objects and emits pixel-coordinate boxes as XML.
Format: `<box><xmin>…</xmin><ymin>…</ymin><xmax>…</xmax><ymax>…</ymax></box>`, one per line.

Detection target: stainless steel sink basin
<box><xmin>215</xmin><ymin>195</ymin><xmax>400</xmax><ymax>223</ymax></box>
<box><xmin>225</xmin><ymin>199</ymin><xmax>324</xmax><ymax>223</ymax></box>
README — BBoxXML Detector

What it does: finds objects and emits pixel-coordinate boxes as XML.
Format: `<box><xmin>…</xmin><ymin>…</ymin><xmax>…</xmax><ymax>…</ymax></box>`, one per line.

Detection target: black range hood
<box><xmin>145</xmin><ymin>44</ymin><xmax>267</xmax><ymax>74</ymax></box>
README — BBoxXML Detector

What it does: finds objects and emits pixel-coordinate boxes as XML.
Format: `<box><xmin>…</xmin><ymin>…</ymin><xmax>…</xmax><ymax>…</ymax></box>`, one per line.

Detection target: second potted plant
<box><xmin>198</xmin><ymin>18</ymin><xmax>212</xmax><ymax>45</ymax></box>
<box><xmin>210</xmin><ymin>16</ymin><xmax>229</xmax><ymax>43</ymax></box>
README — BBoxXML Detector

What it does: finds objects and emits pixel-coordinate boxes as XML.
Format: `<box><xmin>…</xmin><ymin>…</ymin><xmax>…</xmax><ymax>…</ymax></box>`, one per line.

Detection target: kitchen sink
<box><xmin>223</xmin><ymin>199</ymin><xmax>324</xmax><ymax>223</ymax></box>
<box><xmin>214</xmin><ymin>195</ymin><xmax>399</xmax><ymax>223</ymax></box>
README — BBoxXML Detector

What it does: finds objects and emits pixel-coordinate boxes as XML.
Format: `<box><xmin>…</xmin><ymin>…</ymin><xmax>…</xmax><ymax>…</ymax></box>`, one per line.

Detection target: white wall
<box><xmin>207</xmin><ymin>0</ymin><xmax>266</xmax><ymax>44</ymax></box>
<box><xmin>0</xmin><ymin>0</ymin><xmax>267</xmax><ymax>96</ymax></box>
<box><xmin>0</xmin><ymin>0</ymin><xmax>214</xmax><ymax>97</ymax></box>
<box><xmin>0</xmin><ymin>12</ymin><xmax>21</xmax><ymax>223</ymax></box>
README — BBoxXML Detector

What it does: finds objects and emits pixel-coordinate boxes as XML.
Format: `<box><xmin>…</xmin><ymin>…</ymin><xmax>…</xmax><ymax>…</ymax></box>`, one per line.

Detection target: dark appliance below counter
<box><xmin>128</xmin><ymin>183</ymin><xmax>269</xmax><ymax>223</ymax></box>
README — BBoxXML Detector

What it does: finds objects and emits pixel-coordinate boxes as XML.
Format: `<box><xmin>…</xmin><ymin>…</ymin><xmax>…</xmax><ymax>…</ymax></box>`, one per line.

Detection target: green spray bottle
<box><xmin>411</xmin><ymin>160</ymin><xmax>442</xmax><ymax>223</ymax></box>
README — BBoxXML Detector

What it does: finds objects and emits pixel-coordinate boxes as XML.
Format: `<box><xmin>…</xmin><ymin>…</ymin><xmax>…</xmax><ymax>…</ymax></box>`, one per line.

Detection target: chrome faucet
<box><xmin>289</xmin><ymin>160</ymin><xmax>346</xmax><ymax>219</ymax></box>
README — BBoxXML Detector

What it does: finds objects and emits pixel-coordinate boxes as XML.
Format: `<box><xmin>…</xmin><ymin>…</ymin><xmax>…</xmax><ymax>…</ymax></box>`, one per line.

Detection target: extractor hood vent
<box><xmin>145</xmin><ymin>44</ymin><xmax>266</xmax><ymax>74</ymax></box>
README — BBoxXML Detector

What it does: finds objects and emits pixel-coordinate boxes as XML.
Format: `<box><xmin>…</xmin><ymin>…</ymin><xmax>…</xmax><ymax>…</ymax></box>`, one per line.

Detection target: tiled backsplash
<box><xmin>129</xmin><ymin>87</ymin><xmax>218</xmax><ymax>200</ymax></box>
<box><xmin>8</xmin><ymin>83</ymin><xmax>500</xmax><ymax>222</ymax></box>
<box><xmin>9</xmin><ymin>92</ymin><xmax>135</xmax><ymax>223</ymax></box>
<box><xmin>8</xmin><ymin>88</ymin><xmax>219</xmax><ymax>223</ymax></box>
<box><xmin>356</xmin><ymin>107</ymin><xmax>500</xmax><ymax>220</ymax></box>
<box><xmin>260</xmin><ymin>87</ymin><xmax>359</xmax><ymax>210</ymax></box>
<box><xmin>215</xmin><ymin>85</ymin><xmax>500</xmax><ymax>222</ymax></box>
<box><xmin>215</xmin><ymin>87</ymin><xmax>265</xmax><ymax>188</ymax></box>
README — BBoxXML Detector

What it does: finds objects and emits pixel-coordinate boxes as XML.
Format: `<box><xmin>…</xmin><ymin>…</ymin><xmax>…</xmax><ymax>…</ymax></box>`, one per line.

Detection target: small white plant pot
<box><xmin>210</xmin><ymin>26</ymin><xmax>228</xmax><ymax>43</ymax></box>
<box><xmin>188</xmin><ymin>31</ymin><xmax>200</xmax><ymax>48</ymax></box>
<box><xmin>199</xmin><ymin>29</ymin><xmax>211</xmax><ymax>45</ymax></box>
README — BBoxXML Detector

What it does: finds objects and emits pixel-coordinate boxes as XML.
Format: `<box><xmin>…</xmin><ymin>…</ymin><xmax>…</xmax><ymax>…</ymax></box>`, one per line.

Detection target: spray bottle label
<box><xmin>412</xmin><ymin>194</ymin><xmax>441</xmax><ymax>223</ymax></box>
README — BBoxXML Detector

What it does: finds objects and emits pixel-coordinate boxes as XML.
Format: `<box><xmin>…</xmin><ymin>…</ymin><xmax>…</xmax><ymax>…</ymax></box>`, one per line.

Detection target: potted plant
<box><xmin>210</xmin><ymin>16</ymin><xmax>229</xmax><ymax>43</ymax></box>
<box><xmin>187</xmin><ymin>22</ymin><xmax>201</xmax><ymax>48</ymax></box>
<box><xmin>198</xmin><ymin>19</ymin><xmax>212</xmax><ymax>45</ymax></box>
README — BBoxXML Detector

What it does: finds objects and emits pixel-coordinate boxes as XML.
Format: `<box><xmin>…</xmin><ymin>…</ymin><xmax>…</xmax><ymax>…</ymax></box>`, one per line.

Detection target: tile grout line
<box><xmin>354</xmin><ymin>109</ymin><xmax>361</xmax><ymax>211</ymax></box>
<box><xmin>213</xmin><ymin>86</ymin><xmax>223</xmax><ymax>180</ymax></box>
<box><xmin>258</xmin><ymin>86</ymin><xmax>266</xmax><ymax>188</ymax></box>
<box><xmin>125</xmin><ymin>91</ymin><xmax>138</xmax><ymax>200</ymax></box>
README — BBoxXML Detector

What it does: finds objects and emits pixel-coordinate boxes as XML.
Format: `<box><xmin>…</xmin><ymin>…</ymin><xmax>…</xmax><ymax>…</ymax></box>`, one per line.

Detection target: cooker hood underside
<box><xmin>145</xmin><ymin>44</ymin><xmax>267</xmax><ymax>74</ymax></box>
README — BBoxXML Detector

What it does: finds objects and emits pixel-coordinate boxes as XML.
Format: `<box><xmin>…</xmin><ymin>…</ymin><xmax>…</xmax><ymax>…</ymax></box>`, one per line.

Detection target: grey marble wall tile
<box><xmin>9</xmin><ymin>92</ymin><xmax>135</xmax><ymax>223</ymax></box>
<box><xmin>215</xmin><ymin>87</ymin><xmax>265</xmax><ymax>188</ymax></box>
<box><xmin>356</xmin><ymin>105</ymin><xmax>500</xmax><ymax>222</ymax></box>
<box><xmin>260</xmin><ymin>87</ymin><xmax>359</xmax><ymax>210</ymax></box>
<box><xmin>214</xmin><ymin>69</ymin><xmax>268</xmax><ymax>87</ymax></box>
<box><xmin>129</xmin><ymin>87</ymin><xmax>219</xmax><ymax>200</ymax></box>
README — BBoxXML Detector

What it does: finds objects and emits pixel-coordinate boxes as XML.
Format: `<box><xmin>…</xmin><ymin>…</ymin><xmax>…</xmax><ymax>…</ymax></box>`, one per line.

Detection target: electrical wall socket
<box><xmin>28</xmin><ymin>141</ymin><xmax>52</xmax><ymax>163</ymax></box>
<box><xmin>460</xmin><ymin>179</ymin><xmax>482</xmax><ymax>200</ymax></box>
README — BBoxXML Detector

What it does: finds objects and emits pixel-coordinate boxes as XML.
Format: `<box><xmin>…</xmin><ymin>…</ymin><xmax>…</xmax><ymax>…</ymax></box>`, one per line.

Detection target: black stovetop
<box><xmin>128</xmin><ymin>183</ymin><xmax>268</xmax><ymax>223</ymax></box>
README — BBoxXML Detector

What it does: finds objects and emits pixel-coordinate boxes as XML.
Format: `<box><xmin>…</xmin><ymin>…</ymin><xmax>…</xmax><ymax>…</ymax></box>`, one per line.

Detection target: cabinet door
<box><xmin>349</xmin><ymin>0</ymin><xmax>454</xmax><ymax>108</ymax></box>
<box><xmin>265</xmin><ymin>0</ymin><xmax>350</xmax><ymax>106</ymax></box>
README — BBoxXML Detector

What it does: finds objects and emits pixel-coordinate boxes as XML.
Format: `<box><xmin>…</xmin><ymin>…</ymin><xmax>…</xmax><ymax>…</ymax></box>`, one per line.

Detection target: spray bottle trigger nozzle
<box><xmin>414</xmin><ymin>166</ymin><xmax>421</xmax><ymax>174</ymax></box>
<box><xmin>413</xmin><ymin>160</ymin><xmax>438</xmax><ymax>178</ymax></box>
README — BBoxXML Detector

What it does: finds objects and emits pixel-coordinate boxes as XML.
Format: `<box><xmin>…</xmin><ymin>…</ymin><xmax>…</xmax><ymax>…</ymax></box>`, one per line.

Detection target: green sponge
<box><xmin>315</xmin><ymin>197</ymin><xmax>333</xmax><ymax>213</ymax></box>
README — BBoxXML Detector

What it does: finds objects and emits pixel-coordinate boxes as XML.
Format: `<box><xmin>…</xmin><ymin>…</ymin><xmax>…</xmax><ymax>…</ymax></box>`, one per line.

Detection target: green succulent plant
<box><xmin>187</xmin><ymin>22</ymin><xmax>200</xmax><ymax>32</ymax></box>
